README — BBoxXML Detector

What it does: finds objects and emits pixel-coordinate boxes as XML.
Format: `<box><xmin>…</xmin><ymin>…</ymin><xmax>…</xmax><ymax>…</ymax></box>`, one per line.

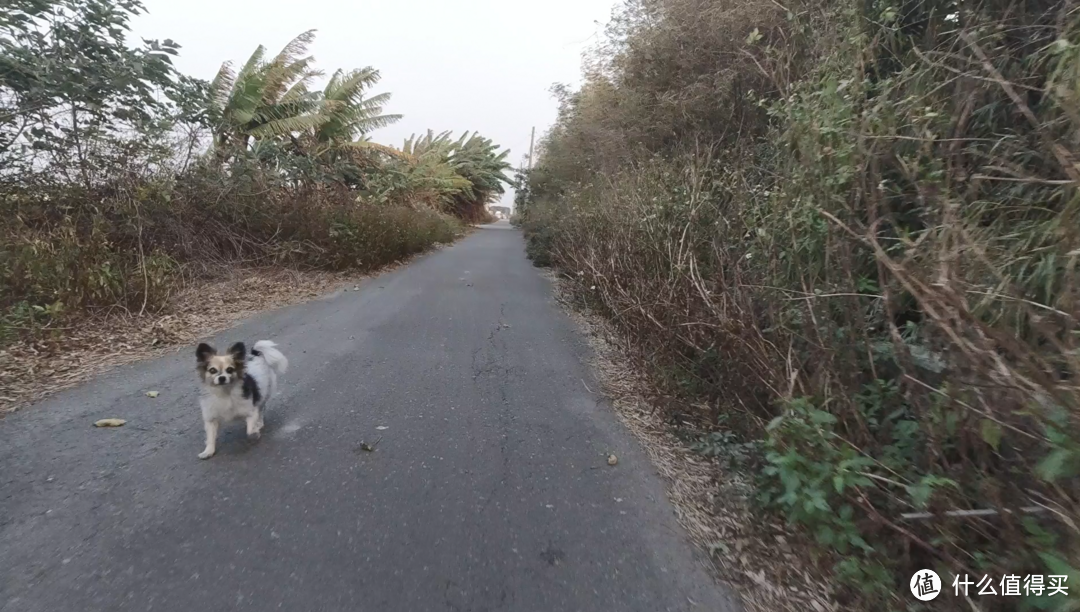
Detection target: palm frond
<box><xmin>280</xmin><ymin>77</ymin><xmax>315</xmax><ymax>104</ymax></box>
<box><xmin>324</xmin><ymin>67</ymin><xmax>381</xmax><ymax>104</ymax></box>
<box><xmin>344</xmin><ymin>140</ymin><xmax>413</xmax><ymax>161</ymax></box>
<box><xmin>247</xmin><ymin>113</ymin><xmax>329</xmax><ymax>138</ymax></box>
<box><xmin>226</xmin><ymin>72</ymin><xmax>267</xmax><ymax>126</ymax></box>
<box><xmin>233</xmin><ymin>45</ymin><xmax>266</xmax><ymax>89</ymax></box>
<box><xmin>261</xmin><ymin>31</ymin><xmax>317</xmax><ymax>105</ymax></box>
<box><xmin>349</xmin><ymin>112</ymin><xmax>402</xmax><ymax>132</ymax></box>
<box><xmin>313</xmin><ymin>69</ymin><xmax>398</xmax><ymax>143</ymax></box>
<box><xmin>356</xmin><ymin>91</ymin><xmax>392</xmax><ymax>110</ymax></box>
<box><xmin>208</xmin><ymin>61</ymin><xmax>235</xmax><ymax>113</ymax></box>
<box><xmin>271</xmin><ymin>29</ymin><xmax>316</xmax><ymax>67</ymax></box>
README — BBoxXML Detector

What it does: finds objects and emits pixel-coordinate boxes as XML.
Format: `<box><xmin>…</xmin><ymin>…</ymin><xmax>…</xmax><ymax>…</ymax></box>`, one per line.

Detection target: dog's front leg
<box><xmin>199</xmin><ymin>420</ymin><xmax>219</xmax><ymax>459</ymax></box>
<box><xmin>246</xmin><ymin>412</ymin><xmax>262</xmax><ymax>440</ymax></box>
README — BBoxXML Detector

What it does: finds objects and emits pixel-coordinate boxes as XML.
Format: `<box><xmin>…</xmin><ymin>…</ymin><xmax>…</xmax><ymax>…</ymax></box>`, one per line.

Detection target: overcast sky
<box><xmin>132</xmin><ymin>0</ymin><xmax>616</xmax><ymax>209</ymax></box>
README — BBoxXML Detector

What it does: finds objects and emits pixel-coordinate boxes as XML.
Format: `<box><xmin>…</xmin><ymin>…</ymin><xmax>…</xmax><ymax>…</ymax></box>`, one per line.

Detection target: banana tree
<box><xmin>303</xmin><ymin>67</ymin><xmax>404</xmax><ymax>184</ymax></box>
<box><xmin>383</xmin><ymin>130</ymin><xmax>511</xmax><ymax>215</ymax></box>
<box><xmin>312</xmin><ymin>68</ymin><xmax>401</xmax><ymax>147</ymax></box>
<box><xmin>207</xmin><ymin>30</ymin><xmax>329</xmax><ymax>152</ymax></box>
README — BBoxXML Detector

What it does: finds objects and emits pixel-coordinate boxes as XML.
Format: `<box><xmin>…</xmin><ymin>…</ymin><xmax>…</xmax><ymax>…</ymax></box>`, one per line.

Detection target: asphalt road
<box><xmin>0</xmin><ymin>222</ymin><xmax>740</xmax><ymax>612</ymax></box>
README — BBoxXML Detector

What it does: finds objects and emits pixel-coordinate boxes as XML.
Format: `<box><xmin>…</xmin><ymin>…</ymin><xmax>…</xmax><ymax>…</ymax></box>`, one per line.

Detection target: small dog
<box><xmin>195</xmin><ymin>340</ymin><xmax>288</xmax><ymax>459</ymax></box>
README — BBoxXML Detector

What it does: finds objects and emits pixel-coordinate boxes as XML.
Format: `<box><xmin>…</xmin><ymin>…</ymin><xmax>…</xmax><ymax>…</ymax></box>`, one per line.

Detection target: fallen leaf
<box><xmin>360</xmin><ymin>442</ymin><xmax>375</xmax><ymax>452</ymax></box>
<box><xmin>146</xmin><ymin>391</ymin><xmax>159</xmax><ymax>398</ymax></box>
<box><xmin>607</xmin><ymin>454</ymin><xmax>618</xmax><ymax>466</ymax></box>
<box><xmin>745</xmin><ymin>569</ymin><xmax>770</xmax><ymax>587</ymax></box>
<box><xmin>375</xmin><ymin>425</ymin><xmax>388</xmax><ymax>430</ymax></box>
<box><xmin>94</xmin><ymin>418</ymin><xmax>126</xmax><ymax>427</ymax></box>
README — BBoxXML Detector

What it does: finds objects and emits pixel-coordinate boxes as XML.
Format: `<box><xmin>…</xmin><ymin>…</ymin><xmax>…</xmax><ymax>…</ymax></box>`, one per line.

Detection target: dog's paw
<box><xmin>248</xmin><ymin>431</ymin><xmax>261</xmax><ymax>441</ymax></box>
<box><xmin>198</xmin><ymin>449</ymin><xmax>215</xmax><ymax>459</ymax></box>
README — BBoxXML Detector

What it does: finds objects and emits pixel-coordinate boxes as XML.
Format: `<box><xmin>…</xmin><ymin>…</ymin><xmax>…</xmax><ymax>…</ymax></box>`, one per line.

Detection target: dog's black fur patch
<box><xmin>242</xmin><ymin>373</ymin><xmax>261</xmax><ymax>406</ymax></box>
<box><xmin>196</xmin><ymin>343</ymin><xmax>214</xmax><ymax>374</ymax></box>
<box><xmin>228</xmin><ymin>342</ymin><xmax>246</xmax><ymax>361</ymax></box>
<box><xmin>196</xmin><ymin>343</ymin><xmax>215</xmax><ymax>361</ymax></box>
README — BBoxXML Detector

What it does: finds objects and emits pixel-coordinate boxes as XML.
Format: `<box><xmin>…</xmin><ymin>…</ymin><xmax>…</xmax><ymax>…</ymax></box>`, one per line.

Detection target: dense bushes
<box><xmin>523</xmin><ymin>0</ymin><xmax>1080</xmax><ymax>608</ymax></box>
<box><xmin>0</xmin><ymin>0</ymin><xmax>503</xmax><ymax>341</ymax></box>
<box><xmin>1</xmin><ymin>162</ymin><xmax>457</xmax><ymax>325</ymax></box>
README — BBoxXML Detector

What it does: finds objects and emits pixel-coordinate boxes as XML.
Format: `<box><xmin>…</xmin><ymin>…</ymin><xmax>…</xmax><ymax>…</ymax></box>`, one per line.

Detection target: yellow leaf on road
<box><xmin>146</xmin><ymin>391</ymin><xmax>159</xmax><ymax>398</ymax></box>
<box><xmin>94</xmin><ymin>419</ymin><xmax>126</xmax><ymax>427</ymax></box>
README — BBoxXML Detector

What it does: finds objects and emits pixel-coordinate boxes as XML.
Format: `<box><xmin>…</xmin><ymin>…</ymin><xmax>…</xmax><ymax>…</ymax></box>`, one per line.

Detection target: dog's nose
<box><xmin>216</xmin><ymin>376</ymin><xmax>227</xmax><ymax>384</ymax></box>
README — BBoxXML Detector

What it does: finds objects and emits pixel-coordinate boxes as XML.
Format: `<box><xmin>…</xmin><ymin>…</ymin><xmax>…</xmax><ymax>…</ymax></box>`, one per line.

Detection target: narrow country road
<box><xmin>1</xmin><ymin>222</ymin><xmax>739</xmax><ymax>612</ymax></box>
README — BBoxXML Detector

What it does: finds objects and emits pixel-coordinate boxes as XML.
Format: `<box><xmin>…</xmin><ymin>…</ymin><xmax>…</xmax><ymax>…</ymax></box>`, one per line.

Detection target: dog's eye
<box><xmin>208</xmin><ymin>367</ymin><xmax>218</xmax><ymax>374</ymax></box>
<box><xmin>226</xmin><ymin>367</ymin><xmax>235</xmax><ymax>374</ymax></box>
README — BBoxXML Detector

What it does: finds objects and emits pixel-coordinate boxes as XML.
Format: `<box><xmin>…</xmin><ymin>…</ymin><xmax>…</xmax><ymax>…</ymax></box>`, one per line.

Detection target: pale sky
<box><xmin>133</xmin><ymin>0</ymin><xmax>616</xmax><ymax>209</ymax></box>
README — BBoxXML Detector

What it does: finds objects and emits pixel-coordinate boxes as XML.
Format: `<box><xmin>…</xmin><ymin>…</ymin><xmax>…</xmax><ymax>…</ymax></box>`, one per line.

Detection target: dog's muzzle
<box><xmin>216</xmin><ymin>375</ymin><xmax>228</xmax><ymax>385</ymax></box>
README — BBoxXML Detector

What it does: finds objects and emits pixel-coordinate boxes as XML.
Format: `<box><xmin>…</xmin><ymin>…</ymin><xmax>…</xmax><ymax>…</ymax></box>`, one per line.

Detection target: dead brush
<box><xmin>0</xmin><ymin>161</ymin><xmax>457</xmax><ymax>346</ymax></box>
<box><xmin>522</xmin><ymin>0</ymin><xmax>1080</xmax><ymax>607</ymax></box>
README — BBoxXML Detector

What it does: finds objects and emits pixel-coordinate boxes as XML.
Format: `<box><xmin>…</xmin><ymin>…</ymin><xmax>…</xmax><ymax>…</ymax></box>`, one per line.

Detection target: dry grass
<box><xmin>545</xmin><ymin>270</ymin><xmax>837</xmax><ymax>612</ymax></box>
<box><xmin>524</xmin><ymin>0</ymin><xmax>1080</xmax><ymax>603</ymax></box>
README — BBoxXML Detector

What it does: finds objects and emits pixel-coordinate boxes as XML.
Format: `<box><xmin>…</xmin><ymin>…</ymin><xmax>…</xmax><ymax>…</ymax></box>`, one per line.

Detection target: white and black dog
<box><xmin>195</xmin><ymin>340</ymin><xmax>288</xmax><ymax>459</ymax></box>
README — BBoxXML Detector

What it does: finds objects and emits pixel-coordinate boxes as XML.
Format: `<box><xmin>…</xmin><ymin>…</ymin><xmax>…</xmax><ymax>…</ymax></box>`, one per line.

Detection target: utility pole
<box><xmin>519</xmin><ymin>126</ymin><xmax>536</xmax><ymax>213</ymax></box>
<box><xmin>527</xmin><ymin>126</ymin><xmax>535</xmax><ymax>170</ymax></box>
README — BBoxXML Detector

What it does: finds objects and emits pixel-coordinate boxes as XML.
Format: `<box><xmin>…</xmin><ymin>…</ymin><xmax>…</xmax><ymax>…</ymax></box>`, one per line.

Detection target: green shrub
<box><xmin>521</xmin><ymin>203</ymin><xmax>559</xmax><ymax>267</ymax></box>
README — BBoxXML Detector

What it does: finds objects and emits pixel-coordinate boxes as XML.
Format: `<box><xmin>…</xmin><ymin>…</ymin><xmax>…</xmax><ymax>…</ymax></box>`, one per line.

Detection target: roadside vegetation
<box><xmin>519</xmin><ymin>0</ymin><xmax>1080</xmax><ymax>608</ymax></box>
<box><xmin>0</xmin><ymin>0</ymin><xmax>511</xmax><ymax>352</ymax></box>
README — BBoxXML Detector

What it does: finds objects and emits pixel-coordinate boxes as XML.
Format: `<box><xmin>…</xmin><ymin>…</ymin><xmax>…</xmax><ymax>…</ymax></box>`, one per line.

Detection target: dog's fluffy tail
<box><xmin>253</xmin><ymin>340</ymin><xmax>288</xmax><ymax>375</ymax></box>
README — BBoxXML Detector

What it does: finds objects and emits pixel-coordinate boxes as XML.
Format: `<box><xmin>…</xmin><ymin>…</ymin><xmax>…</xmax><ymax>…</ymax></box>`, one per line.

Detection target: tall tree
<box><xmin>0</xmin><ymin>0</ymin><xmax>191</xmax><ymax>183</ymax></box>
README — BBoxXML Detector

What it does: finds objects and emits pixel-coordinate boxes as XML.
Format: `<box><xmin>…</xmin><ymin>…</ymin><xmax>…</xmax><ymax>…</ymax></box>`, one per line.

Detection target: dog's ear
<box><xmin>196</xmin><ymin>343</ymin><xmax>215</xmax><ymax>364</ymax></box>
<box><xmin>228</xmin><ymin>342</ymin><xmax>246</xmax><ymax>361</ymax></box>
